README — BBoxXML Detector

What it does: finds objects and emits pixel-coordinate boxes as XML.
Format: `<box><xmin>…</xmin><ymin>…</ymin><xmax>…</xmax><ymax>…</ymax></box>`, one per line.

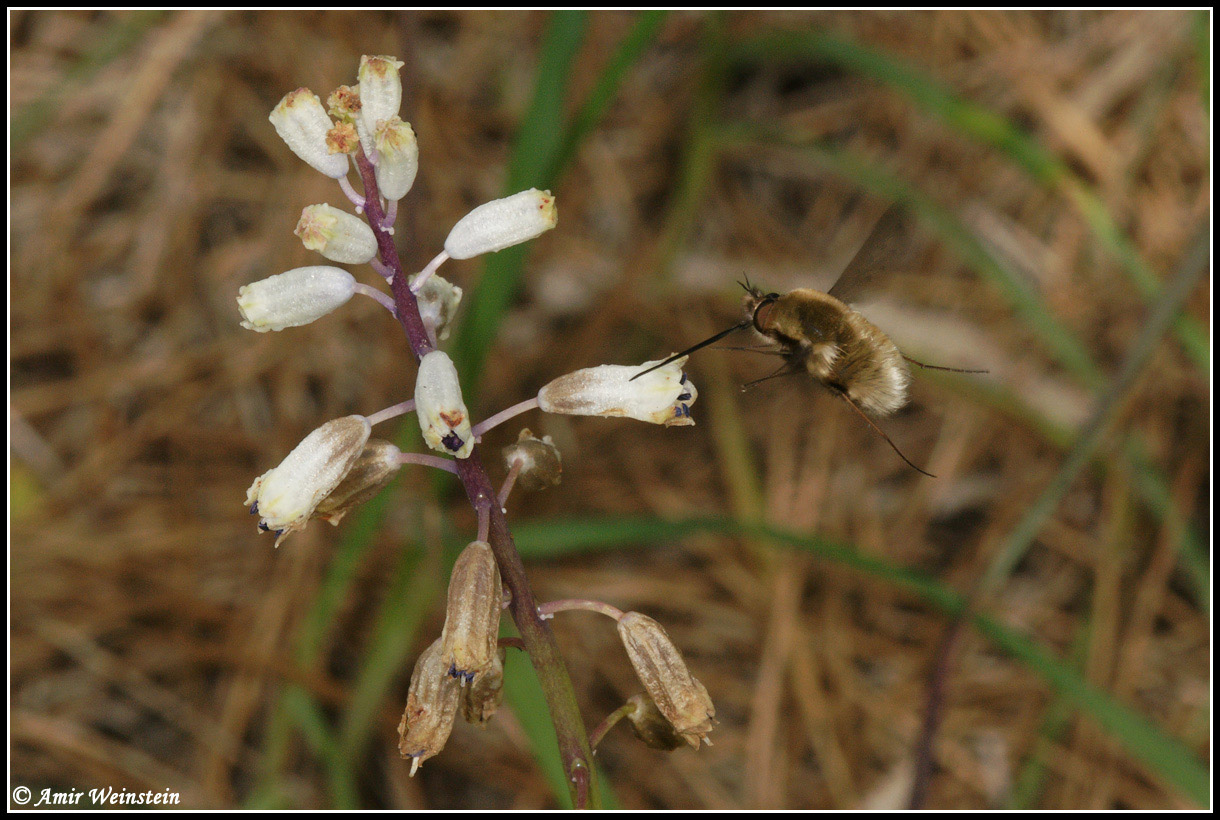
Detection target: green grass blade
<box><xmin>545</xmin><ymin>11</ymin><xmax>669</xmax><ymax>183</ymax></box>
<box><xmin>977</xmin><ymin>223</ymin><xmax>1209</xmax><ymax>599</ymax></box>
<box><xmin>726</xmin><ymin>29</ymin><xmax>1208</xmax><ymax>372</ymax></box>
<box><xmin>453</xmin><ymin>11</ymin><xmax>588</xmax><ymax>396</ymax></box>
<box><xmin>512</xmin><ymin>514</ymin><xmax>1209</xmax><ymax>805</ymax></box>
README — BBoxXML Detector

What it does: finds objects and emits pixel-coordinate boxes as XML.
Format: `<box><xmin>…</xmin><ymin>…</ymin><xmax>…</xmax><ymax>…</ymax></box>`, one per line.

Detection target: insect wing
<box><xmin>826</xmin><ymin>206</ymin><xmax>915</xmax><ymax>305</ymax></box>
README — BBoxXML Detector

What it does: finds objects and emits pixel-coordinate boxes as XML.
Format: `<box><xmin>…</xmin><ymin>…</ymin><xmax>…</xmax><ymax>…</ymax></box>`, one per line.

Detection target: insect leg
<box><xmin>902</xmin><ymin>355</ymin><xmax>988</xmax><ymax>375</ymax></box>
<box><xmin>830</xmin><ymin>385</ymin><xmax>937</xmax><ymax>478</ymax></box>
<box><xmin>740</xmin><ymin>361</ymin><xmax>799</xmax><ymax>391</ymax></box>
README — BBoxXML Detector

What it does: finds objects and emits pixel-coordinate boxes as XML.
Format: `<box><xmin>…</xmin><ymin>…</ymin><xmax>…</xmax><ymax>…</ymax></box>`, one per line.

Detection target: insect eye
<box><xmin>753</xmin><ymin>296</ymin><xmax>778</xmax><ymax>332</ymax></box>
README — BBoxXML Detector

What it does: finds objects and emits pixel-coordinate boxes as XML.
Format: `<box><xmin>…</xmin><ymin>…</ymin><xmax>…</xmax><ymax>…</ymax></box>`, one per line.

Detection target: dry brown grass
<box><xmin>10</xmin><ymin>10</ymin><xmax>1210</xmax><ymax>810</ymax></box>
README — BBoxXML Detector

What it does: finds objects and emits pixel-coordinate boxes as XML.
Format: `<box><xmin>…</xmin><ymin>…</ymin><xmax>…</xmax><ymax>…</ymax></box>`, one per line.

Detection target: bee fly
<box><xmin>632</xmin><ymin>206</ymin><xmax>985</xmax><ymax>477</ymax></box>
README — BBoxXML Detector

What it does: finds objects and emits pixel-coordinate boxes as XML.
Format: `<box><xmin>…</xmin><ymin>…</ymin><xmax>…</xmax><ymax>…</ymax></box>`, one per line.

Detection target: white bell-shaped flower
<box><xmin>357</xmin><ymin>54</ymin><xmax>404</xmax><ymax>153</ymax></box>
<box><xmin>268</xmin><ymin>88</ymin><xmax>350</xmax><ymax>179</ymax></box>
<box><xmin>537</xmin><ymin>356</ymin><xmax>698</xmax><ymax>427</ymax></box>
<box><xmin>237</xmin><ymin>266</ymin><xmax>356</xmax><ymax>332</ymax></box>
<box><xmin>295</xmin><ymin>204</ymin><xmax>378</xmax><ymax>264</ymax></box>
<box><xmin>414</xmin><ymin>351</ymin><xmax>474</xmax><ymax>458</ymax></box>
<box><xmin>443</xmin><ymin>189</ymin><xmax>557</xmax><ymax>260</ymax></box>
<box><xmin>374</xmin><ymin>117</ymin><xmax>419</xmax><ymax>201</ymax></box>
<box><xmin>245</xmin><ymin>415</ymin><xmax>372</xmax><ymax>545</ymax></box>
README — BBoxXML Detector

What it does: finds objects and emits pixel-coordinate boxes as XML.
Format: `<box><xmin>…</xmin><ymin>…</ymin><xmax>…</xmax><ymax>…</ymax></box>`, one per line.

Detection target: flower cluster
<box><xmin>244</xmin><ymin>53</ymin><xmax>714</xmax><ymax>795</ymax></box>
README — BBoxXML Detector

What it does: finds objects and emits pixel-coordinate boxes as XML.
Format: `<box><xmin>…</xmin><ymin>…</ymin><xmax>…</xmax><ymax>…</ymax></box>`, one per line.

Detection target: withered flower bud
<box><xmin>439</xmin><ymin>541</ymin><xmax>503</xmax><ymax>684</ymax></box>
<box><xmin>398</xmin><ymin>638</ymin><xmax>462</xmax><ymax>776</ymax></box>
<box><xmin>617</xmin><ymin>612</ymin><xmax>715</xmax><ymax>748</ymax></box>
<box><xmin>462</xmin><ymin>647</ymin><xmax>505</xmax><ymax>727</ymax></box>
<box><xmin>411</xmin><ymin>273</ymin><xmax>462</xmax><ymax>342</ymax></box>
<box><xmin>625</xmin><ymin>692</ymin><xmax>687</xmax><ymax>751</ymax></box>
<box><xmin>502</xmin><ymin>428</ymin><xmax>562</xmax><ymax>491</ymax></box>
<box><xmin>314</xmin><ymin>439</ymin><xmax>402</xmax><ymax>525</ymax></box>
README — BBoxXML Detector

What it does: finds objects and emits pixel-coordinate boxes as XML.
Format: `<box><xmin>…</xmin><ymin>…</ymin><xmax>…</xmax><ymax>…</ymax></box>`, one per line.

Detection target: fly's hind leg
<box><xmin>902</xmin><ymin>354</ymin><xmax>988</xmax><ymax>375</ymax></box>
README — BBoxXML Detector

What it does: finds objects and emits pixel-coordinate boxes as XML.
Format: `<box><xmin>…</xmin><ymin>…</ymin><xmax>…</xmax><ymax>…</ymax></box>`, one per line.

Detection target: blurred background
<box><xmin>9</xmin><ymin>10</ymin><xmax>1210</xmax><ymax>810</ymax></box>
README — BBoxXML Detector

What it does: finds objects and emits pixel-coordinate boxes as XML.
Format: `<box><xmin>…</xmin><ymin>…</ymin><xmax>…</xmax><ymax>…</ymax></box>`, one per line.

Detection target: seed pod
<box><xmin>439</xmin><ymin>540</ymin><xmax>503</xmax><ymax>684</ymax></box>
<box><xmin>373</xmin><ymin>117</ymin><xmax>419</xmax><ymax>201</ymax></box>
<box><xmin>237</xmin><ymin>266</ymin><xmax>356</xmax><ymax>333</ymax></box>
<box><xmin>295</xmin><ymin>204</ymin><xmax>378</xmax><ymax>265</ymax></box>
<box><xmin>443</xmin><ymin>189</ymin><xmax>557</xmax><ymax>260</ymax></box>
<box><xmin>398</xmin><ymin>638</ymin><xmax>461</xmax><ymax>776</ymax></box>
<box><xmin>314</xmin><ymin>439</ymin><xmax>402</xmax><ymax>525</ymax></box>
<box><xmin>268</xmin><ymin>88</ymin><xmax>350</xmax><ymax>179</ymax></box>
<box><xmin>244</xmin><ymin>415</ymin><xmax>371</xmax><ymax>546</ymax></box>
<box><xmin>537</xmin><ymin>356</ymin><xmax>698</xmax><ymax>427</ymax></box>
<box><xmin>617</xmin><ymin>612</ymin><xmax>715</xmax><ymax>748</ymax></box>
<box><xmin>502</xmin><ymin>429</ymin><xmax>562</xmax><ymax>491</ymax></box>
<box><xmin>414</xmin><ymin>351</ymin><xmax>474</xmax><ymax>458</ymax></box>
<box><xmin>624</xmin><ymin>692</ymin><xmax>688</xmax><ymax>751</ymax></box>
<box><xmin>462</xmin><ymin>647</ymin><xmax>505</xmax><ymax>727</ymax></box>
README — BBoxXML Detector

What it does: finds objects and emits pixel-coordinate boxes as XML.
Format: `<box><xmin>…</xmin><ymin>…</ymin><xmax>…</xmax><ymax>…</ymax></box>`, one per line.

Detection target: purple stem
<box><xmin>352</xmin><ymin>152</ymin><xmax>596</xmax><ymax>809</ymax></box>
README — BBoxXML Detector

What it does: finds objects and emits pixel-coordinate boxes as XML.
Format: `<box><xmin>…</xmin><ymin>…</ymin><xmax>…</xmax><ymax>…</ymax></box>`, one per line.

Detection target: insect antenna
<box><xmin>832</xmin><ymin>388</ymin><xmax>937</xmax><ymax>478</ymax></box>
<box><xmin>629</xmin><ymin>320</ymin><xmax>752</xmax><ymax>381</ymax></box>
<box><xmin>903</xmin><ymin>355</ymin><xmax>989</xmax><ymax>375</ymax></box>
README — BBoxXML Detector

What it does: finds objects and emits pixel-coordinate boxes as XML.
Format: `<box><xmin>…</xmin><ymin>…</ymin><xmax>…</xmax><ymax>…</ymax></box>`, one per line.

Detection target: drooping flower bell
<box><xmin>411</xmin><ymin>273</ymin><xmax>462</xmax><ymax>342</ymax></box>
<box><xmin>443</xmin><ymin>189</ymin><xmax>557</xmax><ymax>259</ymax></box>
<box><xmin>373</xmin><ymin>117</ymin><xmax>419</xmax><ymax>201</ymax></box>
<box><xmin>268</xmin><ymin>88</ymin><xmax>351</xmax><ymax>179</ymax></box>
<box><xmin>245</xmin><ymin>415</ymin><xmax>371</xmax><ymax>546</ymax></box>
<box><xmin>294</xmin><ymin>204</ymin><xmax>378</xmax><ymax>264</ymax></box>
<box><xmin>439</xmin><ymin>540</ymin><xmax>503</xmax><ymax>684</ymax></box>
<box><xmin>398</xmin><ymin>638</ymin><xmax>462</xmax><ymax>777</ymax></box>
<box><xmin>414</xmin><ymin>351</ymin><xmax>474</xmax><ymax>458</ymax></box>
<box><xmin>617</xmin><ymin>611</ymin><xmax>715</xmax><ymax>748</ymax></box>
<box><xmin>237</xmin><ymin>266</ymin><xmax>357</xmax><ymax>332</ymax></box>
<box><xmin>357</xmin><ymin>54</ymin><xmax>404</xmax><ymax>151</ymax></box>
<box><xmin>313</xmin><ymin>439</ymin><xmax>402</xmax><ymax>525</ymax></box>
<box><xmin>537</xmin><ymin>356</ymin><xmax>698</xmax><ymax>426</ymax></box>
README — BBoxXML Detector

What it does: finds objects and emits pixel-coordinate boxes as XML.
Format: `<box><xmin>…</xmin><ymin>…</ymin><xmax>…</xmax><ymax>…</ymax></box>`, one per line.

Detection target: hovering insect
<box><xmin>632</xmin><ymin>207</ymin><xmax>984</xmax><ymax>477</ymax></box>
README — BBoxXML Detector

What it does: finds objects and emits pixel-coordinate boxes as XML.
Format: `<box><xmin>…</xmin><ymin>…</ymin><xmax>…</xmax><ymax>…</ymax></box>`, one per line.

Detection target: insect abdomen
<box><xmin>835</xmin><ymin>314</ymin><xmax>909</xmax><ymax>416</ymax></box>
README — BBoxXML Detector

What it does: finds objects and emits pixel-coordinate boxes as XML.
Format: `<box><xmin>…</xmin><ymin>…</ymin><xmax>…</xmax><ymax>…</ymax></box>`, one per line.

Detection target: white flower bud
<box><xmin>294</xmin><ymin>204</ymin><xmax>378</xmax><ymax>264</ymax></box>
<box><xmin>410</xmin><ymin>272</ymin><xmax>462</xmax><ymax>341</ymax></box>
<box><xmin>537</xmin><ymin>356</ymin><xmax>698</xmax><ymax>426</ymax></box>
<box><xmin>268</xmin><ymin>88</ymin><xmax>350</xmax><ymax>179</ymax></box>
<box><xmin>414</xmin><ymin>351</ymin><xmax>474</xmax><ymax>458</ymax></box>
<box><xmin>373</xmin><ymin>117</ymin><xmax>419</xmax><ymax>201</ymax></box>
<box><xmin>358</xmin><ymin>54</ymin><xmax>404</xmax><ymax>141</ymax></box>
<box><xmin>237</xmin><ymin>266</ymin><xmax>356</xmax><ymax>332</ymax></box>
<box><xmin>245</xmin><ymin>415</ymin><xmax>371</xmax><ymax>546</ymax></box>
<box><xmin>443</xmin><ymin>189</ymin><xmax>557</xmax><ymax>260</ymax></box>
